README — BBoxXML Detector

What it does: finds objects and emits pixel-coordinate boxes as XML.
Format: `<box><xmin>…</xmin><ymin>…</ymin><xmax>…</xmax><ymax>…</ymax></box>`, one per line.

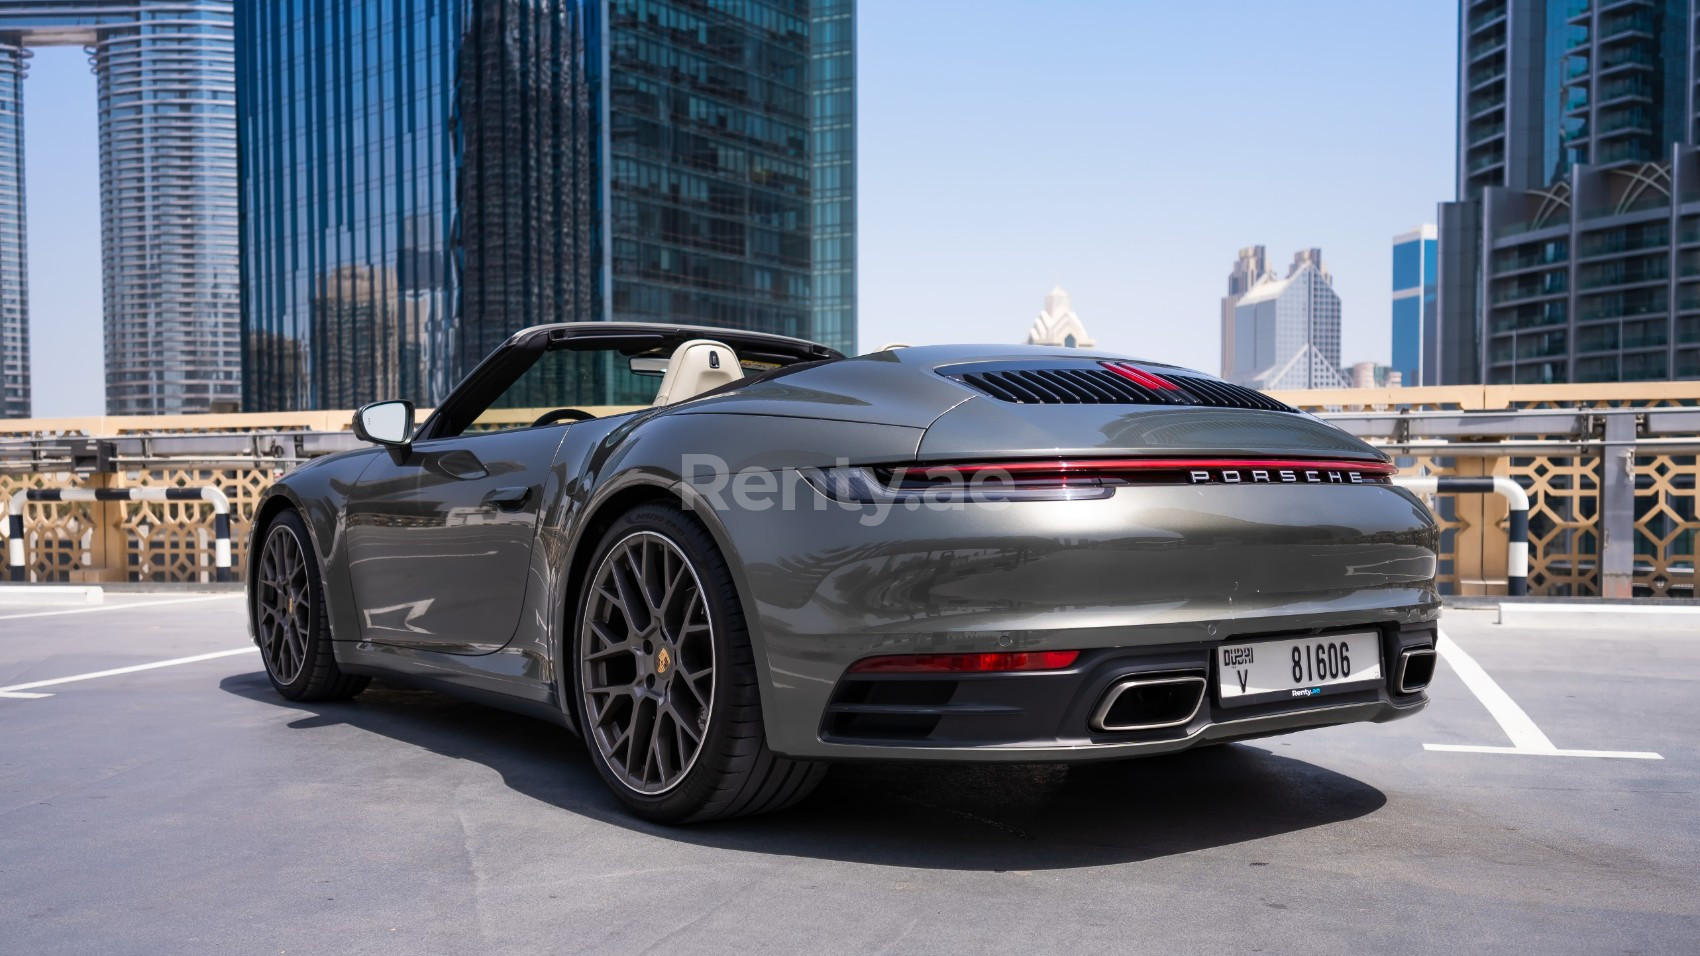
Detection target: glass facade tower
<box><xmin>1445</xmin><ymin>0</ymin><xmax>1700</xmax><ymax>384</ymax></box>
<box><xmin>1390</xmin><ymin>225</ymin><xmax>1438</xmax><ymax>386</ymax></box>
<box><xmin>0</xmin><ymin>40</ymin><xmax>24</xmax><ymax>418</ymax></box>
<box><xmin>238</xmin><ymin>0</ymin><xmax>856</xmax><ymax>412</ymax></box>
<box><xmin>1226</xmin><ymin>251</ymin><xmax>1350</xmax><ymax>391</ymax></box>
<box><xmin>0</xmin><ymin>1</ymin><xmax>238</xmax><ymax>418</ymax></box>
<box><xmin>808</xmin><ymin>0</ymin><xmax>855</xmax><ymax>355</ymax></box>
<box><xmin>237</xmin><ymin>1</ymin><xmax>592</xmax><ymax>411</ymax></box>
<box><xmin>1458</xmin><ymin>0</ymin><xmax>1688</xmax><ymax>201</ymax></box>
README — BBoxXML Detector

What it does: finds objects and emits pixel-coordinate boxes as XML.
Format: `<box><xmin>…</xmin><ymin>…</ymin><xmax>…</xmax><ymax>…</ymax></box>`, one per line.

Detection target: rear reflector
<box><xmin>847</xmin><ymin>650</ymin><xmax>1081</xmax><ymax>674</ymax></box>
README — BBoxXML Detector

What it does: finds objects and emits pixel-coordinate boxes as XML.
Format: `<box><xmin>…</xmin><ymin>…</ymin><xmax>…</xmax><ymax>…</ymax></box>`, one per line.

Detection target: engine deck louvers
<box><xmin>945</xmin><ymin>364</ymin><xmax>1297</xmax><ymax>413</ymax></box>
<box><xmin>1166</xmin><ymin>375</ymin><xmax>1294</xmax><ymax>413</ymax></box>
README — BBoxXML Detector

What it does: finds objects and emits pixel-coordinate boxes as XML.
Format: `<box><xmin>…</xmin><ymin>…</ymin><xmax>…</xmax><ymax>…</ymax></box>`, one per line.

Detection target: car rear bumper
<box><xmin>791</xmin><ymin>621</ymin><xmax>1435</xmax><ymax>762</ymax></box>
<box><xmin>705</xmin><ymin>479</ymin><xmax>1441</xmax><ymax>761</ymax></box>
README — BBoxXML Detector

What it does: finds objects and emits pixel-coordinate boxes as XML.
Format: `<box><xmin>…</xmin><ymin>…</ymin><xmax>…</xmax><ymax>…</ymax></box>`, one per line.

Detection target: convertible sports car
<box><xmin>247</xmin><ymin>322</ymin><xmax>1440</xmax><ymax>823</ymax></box>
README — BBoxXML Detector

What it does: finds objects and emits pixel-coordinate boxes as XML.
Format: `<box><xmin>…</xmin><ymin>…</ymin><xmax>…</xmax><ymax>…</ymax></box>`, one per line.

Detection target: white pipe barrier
<box><xmin>8</xmin><ymin>486</ymin><xmax>231</xmax><ymax>583</ymax></box>
<box><xmin>1395</xmin><ymin>475</ymin><xmax>1530</xmax><ymax>596</ymax></box>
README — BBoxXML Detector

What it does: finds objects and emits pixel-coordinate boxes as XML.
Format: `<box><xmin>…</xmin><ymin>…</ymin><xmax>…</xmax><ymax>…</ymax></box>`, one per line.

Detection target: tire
<box><xmin>252</xmin><ymin>509</ymin><xmax>369</xmax><ymax>702</ymax></box>
<box><xmin>572</xmin><ymin>502</ymin><xmax>824</xmax><ymax>823</ymax></box>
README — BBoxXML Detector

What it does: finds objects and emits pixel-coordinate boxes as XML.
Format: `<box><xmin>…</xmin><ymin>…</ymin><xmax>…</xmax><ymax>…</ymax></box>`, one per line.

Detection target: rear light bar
<box><xmin>912</xmin><ymin>458</ymin><xmax>1398</xmax><ymax>480</ymax></box>
<box><xmin>848</xmin><ymin>650</ymin><xmax>1081</xmax><ymax>674</ymax></box>
<box><xmin>804</xmin><ymin>457</ymin><xmax>1397</xmax><ymax>504</ymax></box>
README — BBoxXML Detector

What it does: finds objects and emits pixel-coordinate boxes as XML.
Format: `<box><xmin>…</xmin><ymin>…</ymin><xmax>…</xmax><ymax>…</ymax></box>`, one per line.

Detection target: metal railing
<box><xmin>1395</xmin><ymin>475</ymin><xmax>1530</xmax><ymax>595</ymax></box>
<box><xmin>1272</xmin><ymin>382</ymin><xmax>1700</xmax><ymax>597</ymax></box>
<box><xmin>9</xmin><ymin>486</ymin><xmax>231</xmax><ymax>582</ymax></box>
<box><xmin>2</xmin><ymin>384</ymin><xmax>1698</xmax><ymax>595</ymax></box>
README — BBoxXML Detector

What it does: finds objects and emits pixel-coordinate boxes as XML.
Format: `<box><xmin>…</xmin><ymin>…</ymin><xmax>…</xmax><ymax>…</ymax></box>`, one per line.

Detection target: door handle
<box><xmin>483</xmin><ymin>486</ymin><xmax>532</xmax><ymax>511</ymax></box>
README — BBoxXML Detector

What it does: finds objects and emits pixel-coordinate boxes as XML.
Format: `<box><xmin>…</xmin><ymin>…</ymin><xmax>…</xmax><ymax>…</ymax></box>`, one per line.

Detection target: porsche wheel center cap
<box><xmin>655</xmin><ymin>646</ymin><xmax>672</xmax><ymax>676</ymax></box>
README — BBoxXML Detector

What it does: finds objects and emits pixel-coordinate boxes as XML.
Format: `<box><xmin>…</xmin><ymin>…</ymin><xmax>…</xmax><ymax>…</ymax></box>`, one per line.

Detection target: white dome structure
<box><xmin>1026</xmin><ymin>286</ymin><xmax>1097</xmax><ymax>348</ymax></box>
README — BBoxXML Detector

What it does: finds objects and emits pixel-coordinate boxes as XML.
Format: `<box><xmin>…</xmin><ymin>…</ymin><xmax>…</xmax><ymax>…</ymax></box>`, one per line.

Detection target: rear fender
<box><xmin>549</xmin><ymin>413</ymin><xmax>926</xmax><ymax>736</ymax></box>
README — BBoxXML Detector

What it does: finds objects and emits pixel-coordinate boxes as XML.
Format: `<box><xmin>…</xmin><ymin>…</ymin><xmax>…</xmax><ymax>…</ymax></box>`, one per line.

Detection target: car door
<box><xmin>343</xmin><ymin>426</ymin><xmax>566</xmax><ymax>654</ymax></box>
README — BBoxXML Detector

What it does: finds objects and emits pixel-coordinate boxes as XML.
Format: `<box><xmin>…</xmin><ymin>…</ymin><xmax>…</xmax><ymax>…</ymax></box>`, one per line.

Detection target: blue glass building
<box><xmin>237</xmin><ymin>0</ymin><xmax>855</xmax><ymax>411</ymax></box>
<box><xmin>1391</xmin><ymin>225</ymin><xmax>1437</xmax><ymax>386</ymax></box>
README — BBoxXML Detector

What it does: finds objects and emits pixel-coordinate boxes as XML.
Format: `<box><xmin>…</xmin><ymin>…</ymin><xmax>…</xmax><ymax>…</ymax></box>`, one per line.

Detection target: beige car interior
<box><xmin>652</xmin><ymin>339</ymin><xmax>744</xmax><ymax>406</ymax></box>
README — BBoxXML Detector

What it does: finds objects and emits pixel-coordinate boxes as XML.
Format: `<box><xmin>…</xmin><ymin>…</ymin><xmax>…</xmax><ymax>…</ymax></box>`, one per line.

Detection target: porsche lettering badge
<box><xmin>1189</xmin><ymin>468</ymin><xmax>1366</xmax><ymax>485</ymax></box>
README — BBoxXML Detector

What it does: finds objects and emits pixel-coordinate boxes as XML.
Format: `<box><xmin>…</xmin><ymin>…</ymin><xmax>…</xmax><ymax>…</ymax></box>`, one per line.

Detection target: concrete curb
<box><xmin>98</xmin><ymin>582</ymin><xmax>246</xmax><ymax>594</ymax></box>
<box><xmin>1497</xmin><ymin>603</ymin><xmax>1700</xmax><ymax>630</ymax></box>
<box><xmin>0</xmin><ymin>585</ymin><xmax>104</xmax><ymax>606</ymax></box>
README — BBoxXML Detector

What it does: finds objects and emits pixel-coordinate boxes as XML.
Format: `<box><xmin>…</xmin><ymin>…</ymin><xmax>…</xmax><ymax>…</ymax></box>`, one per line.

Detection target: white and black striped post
<box><xmin>1395</xmin><ymin>475</ymin><xmax>1530</xmax><ymax>597</ymax></box>
<box><xmin>7</xmin><ymin>486</ymin><xmax>233</xmax><ymax>583</ymax></box>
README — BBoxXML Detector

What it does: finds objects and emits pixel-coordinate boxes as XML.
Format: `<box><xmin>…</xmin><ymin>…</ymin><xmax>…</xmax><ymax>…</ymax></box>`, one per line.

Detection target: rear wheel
<box><xmin>253</xmin><ymin>510</ymin><xmax>369</xmax><ymax>701</ymax></box>
<box><xmin>573</xmin><ymin>503</ymin><xmax>824</xmax><ymax>823</ymax></box>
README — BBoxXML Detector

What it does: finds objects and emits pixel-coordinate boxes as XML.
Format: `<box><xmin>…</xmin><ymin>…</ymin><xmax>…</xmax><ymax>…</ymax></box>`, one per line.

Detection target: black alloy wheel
<box><xmin>253</xmin><ymin>510</ymin><xmax>368</xmax><ymax>701</ymax></box>
<box><xmin>580</xmin><ymin>529</ymin><xmax>716</xmax><ymax>794</ymax></box>
<box><xmin>574</xmin><ymin>502</ymin><xmax>824</xmax><ymax>823</ymax></box>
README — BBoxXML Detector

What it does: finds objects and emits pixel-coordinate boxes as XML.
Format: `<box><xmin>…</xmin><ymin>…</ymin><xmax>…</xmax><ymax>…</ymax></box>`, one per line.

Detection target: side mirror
<box><xmin>353</xmin><ymin>400</ymin><xmax>415</xmax><ymax>447</ymax></box>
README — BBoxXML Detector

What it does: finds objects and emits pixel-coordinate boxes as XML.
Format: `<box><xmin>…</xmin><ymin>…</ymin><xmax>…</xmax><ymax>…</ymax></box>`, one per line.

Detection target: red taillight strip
<box><xmin>1101</xmin><ymin>361</ymin><xmax>1179</xmax><ymax>390</ymax></box>
<box><xmin>847</xmin><ymin>650</ymin><xmax>1081</xmax><ymax>674</ymax></box>
<box><xmin>916</xmin><ymin>458</ymin><xmax>1398</xmax><ymax>478</ymax></box>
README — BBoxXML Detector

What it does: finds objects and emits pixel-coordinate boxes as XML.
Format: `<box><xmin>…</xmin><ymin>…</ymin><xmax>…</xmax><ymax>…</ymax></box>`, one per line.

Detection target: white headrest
<box><xmin>652</xmin><ymin>339</ymin><xmax>743</xmax><ymax>406</ymax></box>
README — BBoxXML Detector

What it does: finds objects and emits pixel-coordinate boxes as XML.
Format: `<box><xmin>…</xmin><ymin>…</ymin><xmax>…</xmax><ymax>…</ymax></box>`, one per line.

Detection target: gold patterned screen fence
<box><xmin>0</xmin><ymin>412</ymin><xmax>346</xmax><ymax>586</ymax></box>
<box><xmin>2</xmin><ymin>386</ymin><xmax>1698</xmax><ymax>596</ymax></box>
<box><xmin>1271</xmin><ymin>383</ymin><xmax>1700</xmax><ymax>598</ymax></box>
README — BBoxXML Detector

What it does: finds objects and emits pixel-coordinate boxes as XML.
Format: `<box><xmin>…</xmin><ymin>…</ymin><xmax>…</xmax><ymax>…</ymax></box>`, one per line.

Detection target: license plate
<box><xmin>1216</xmin><ymin>632</ymin><xmax>1383</xmax><ymax>708</ymax></box>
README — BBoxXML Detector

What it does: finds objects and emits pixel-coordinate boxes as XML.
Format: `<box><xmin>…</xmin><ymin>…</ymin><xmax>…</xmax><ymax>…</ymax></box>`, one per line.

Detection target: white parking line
<box><xmin>0</xmin><ymin>647</ymin><xmax>257</xmax><ymax>699</ymax></box>
<box><xmin>0</xmin><ymin>593</ymin><xmax>242</xmax><ymax>622</ymax></box>
<box><xmin>1424</xmin><ymin>629</ymin><xmax>1662</xmax><ymax>760</ymax></box>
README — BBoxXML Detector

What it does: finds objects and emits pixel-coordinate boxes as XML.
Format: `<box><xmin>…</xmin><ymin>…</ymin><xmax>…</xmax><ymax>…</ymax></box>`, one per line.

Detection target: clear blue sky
<box><xmin>24</xmin><ymin>47</ymin><xmax>101</xmax><ymax>419</ymax></box>
<box><xmin>23</xmin><ymin>1</ymin><xmax>1457</xmax><ymax>417</ymax></box>
<box><xmin>855</xmin><ymin>0</ymin><xmax>1457</xmax><ymax>368</ymax></box>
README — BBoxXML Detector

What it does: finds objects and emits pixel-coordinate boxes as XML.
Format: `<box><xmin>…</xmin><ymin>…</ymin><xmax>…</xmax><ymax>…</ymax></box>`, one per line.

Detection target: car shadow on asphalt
<box><xmin>220</xmin><ymin>671</ymin><xmax>1386</xmax><ymax>871</ymax></box>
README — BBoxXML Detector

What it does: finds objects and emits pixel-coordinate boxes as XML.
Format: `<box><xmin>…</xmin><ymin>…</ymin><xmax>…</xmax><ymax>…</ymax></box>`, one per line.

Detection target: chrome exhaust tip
<box><xmin>1091</xmin><ymin>674</ymin><xmax>1207</xmax><ymax>732</ymax></box>
<box><xmin>1396</xmin><ymin>647</ymin><xmax>1437</xmax><ymax>694</ymax></box>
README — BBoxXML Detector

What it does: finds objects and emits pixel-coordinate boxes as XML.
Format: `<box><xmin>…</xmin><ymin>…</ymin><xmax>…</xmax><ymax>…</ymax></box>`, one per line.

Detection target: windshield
<box><xmin>465</xmin><ymin>349</ymin><xmax>654</xmax><ymax>433</ymax></box>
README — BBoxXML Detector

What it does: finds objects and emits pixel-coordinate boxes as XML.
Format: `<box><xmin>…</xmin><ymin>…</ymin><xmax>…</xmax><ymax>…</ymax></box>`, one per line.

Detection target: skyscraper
<box><xmin>1391</xmin><ymin>225</ymin><xmax>1438</xmax><ymax>386</ymax></box>
<box><xmin>1289</xmin><ymin>248</ymin><xmax>1330</xmax><ymax>284</ymax></box>
<box><xmin>1457</xmin><ymin>0</ymin><xmax>1686</xmax><ymax>202</ymax></box>
<box><xmin>238</xmin><ymin>0</ymin><xmax>856</xmax><ymax>412</ymax></box>
<box><xmin>1220</xmin><ymin>246</ymin><xmax>1272</xmax><ymax>378</ymax></box>
<box><xmin>0</xmin><ymin>1</ymin><xmax>239</xmax><ymax>418</ymax></box>
<box><xmin>1227</xmin><ymin>250</ymin><xmax>1349</xmax><ymax>390</ymax></box>
<box><xmin>809</xmin><ymin>0</ymin><xmax>856</xmax><ymax>355</ymax></box>
<box><xmin>0</xmin><ymin>43</ymin><xmax>23</xmax><ymax>419</ymax></box>
<box><xmin>1442</xmin><ymin>0</ymin><xmax>1700</xmax><ymax>384</ymax></box>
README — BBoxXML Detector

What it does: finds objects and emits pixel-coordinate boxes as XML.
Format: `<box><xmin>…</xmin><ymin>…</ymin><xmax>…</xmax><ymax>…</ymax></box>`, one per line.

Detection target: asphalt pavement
<box><xmin>0</xmin><ymin>594</ymin><xmax>1695</xmax><ymax>955</ymax></box>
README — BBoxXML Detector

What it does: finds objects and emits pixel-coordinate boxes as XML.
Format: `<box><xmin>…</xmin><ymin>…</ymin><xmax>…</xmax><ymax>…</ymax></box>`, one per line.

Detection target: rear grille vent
<box><xmin>960</xmin><ymin>368</ymin><xmax>1169</xmax><ymax>405</ymax></box>
<box><xmin>1166</xmin><ymin>375</ymin><xmax>1295</xmax><ymax>413</ymax></box>
<box><xmin>948</xmin><ymin>365</ymin><xmax>1296</xmax><ymax>413</ymax></box>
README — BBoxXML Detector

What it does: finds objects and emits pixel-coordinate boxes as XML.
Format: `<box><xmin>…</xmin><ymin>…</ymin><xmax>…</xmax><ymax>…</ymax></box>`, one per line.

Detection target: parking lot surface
<box><xmin>1</xmin><ymin>594</ymin><xmax>1695</xmax><ymax>955</ymax></box>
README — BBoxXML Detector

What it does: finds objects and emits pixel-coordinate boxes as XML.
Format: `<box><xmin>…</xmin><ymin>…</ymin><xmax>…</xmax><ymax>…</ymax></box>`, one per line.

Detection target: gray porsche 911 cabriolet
<box><xmin>246</xmin><ymin>322</ymin><xmax>1440</xmax><ymax>823</ymax></box>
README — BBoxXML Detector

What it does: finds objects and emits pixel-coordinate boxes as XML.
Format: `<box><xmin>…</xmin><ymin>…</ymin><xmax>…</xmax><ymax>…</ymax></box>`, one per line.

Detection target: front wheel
<box><xmin>573</xmin><ymin>503</ymin><xmax>823</xmax><ymax>823</ymax></box>
<box><xmin>252</xmin><ymin>510</ymin><xmax>369</xmax><ymax>702</ymax></box>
